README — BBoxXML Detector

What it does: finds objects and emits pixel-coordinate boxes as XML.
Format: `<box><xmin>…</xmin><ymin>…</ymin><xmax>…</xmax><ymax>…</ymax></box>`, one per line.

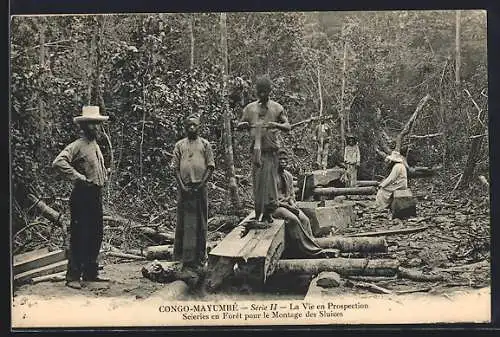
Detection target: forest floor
<box><xmin>11</xmin><ymin>177</ymin><xmax>492</xmax><ymax>326</ymax></box>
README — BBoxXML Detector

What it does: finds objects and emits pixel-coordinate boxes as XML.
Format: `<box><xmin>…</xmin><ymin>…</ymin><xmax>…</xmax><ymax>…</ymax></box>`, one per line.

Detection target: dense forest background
<box><xmin>10</xmin><ymin>10</ymin><xmax>489</xmax><ymax>254</ymax></box>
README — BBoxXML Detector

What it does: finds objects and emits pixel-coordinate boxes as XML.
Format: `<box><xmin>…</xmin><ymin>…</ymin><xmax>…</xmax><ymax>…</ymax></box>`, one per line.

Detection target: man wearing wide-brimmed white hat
<box><xmin>374</xmin><ymin>150</ymin><xmax>408</xmax><ymax>210</ymax></box>
<box><xmin>52</xmin><ymin>106</ymin><xmax>109</xmax><ymax>289</ymax></box>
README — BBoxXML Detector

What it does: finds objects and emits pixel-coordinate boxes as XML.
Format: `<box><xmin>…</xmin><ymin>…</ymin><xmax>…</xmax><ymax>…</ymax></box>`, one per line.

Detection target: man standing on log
<box><xmin>274</xmin><ymin>149</ymin><xmax>336</xmax><ymax>258</ymax></box>
<box><xmin>375</xmin><ymin>151</ymin><xmax>408</xmax><ymax>210</ymax></box>
<box><xmin>237</xmin><ymin>76</ymin><xmax>291</xmax><ymax>224</ymax></box>
<box><xmin>52</xmin><ymin>106</ymin><xmax>109</xmax><ymax>289</ymax></box>
<box><xmin>172</xmin><ymin>114</ymin><xmax>215</xmax><ymax>272</ymax></box>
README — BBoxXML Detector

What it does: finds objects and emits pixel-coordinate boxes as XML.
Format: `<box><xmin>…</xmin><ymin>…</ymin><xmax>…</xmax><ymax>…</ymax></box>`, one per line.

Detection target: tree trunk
<box><xmin>276</xmin><ymin>258</ymin><xmax>400</xmax><ymax>277</ymax></box>
<box><xmin>38</xmin><ymin>19</ymin><xmax>47</xmax><ymax>136</ymax></box>
<box><xmin>313</xmin><ymin>186</ymin><xmax>376</xmax><ymax>196</ymax></box>
<box><xmin>339</xmin><ymin>25</ymin><xmax>348</xmax><ymax>149</ymax></box>
<box><xmin>188</xmin><ymin>14</ymin><xmax>195</xmax><ymax>70</ymax></box>
<box><xmin>459</xmin><ymin>134</ymin><xmax>484</xmax><ymax>189</ymax></box>
<box><xmin>455</xmin><ymin>10</ymin><xmax>461</xmax><ymax>86</ymax></box>
<box><xmin>220</xmin><ymin>13</ymin><xmax>241</xmax><ymax>212</ymax></box>
<box><xmin>315</xmin><ymin>236</ymin><xmax>388</xmax><ymax>253</ymax></box>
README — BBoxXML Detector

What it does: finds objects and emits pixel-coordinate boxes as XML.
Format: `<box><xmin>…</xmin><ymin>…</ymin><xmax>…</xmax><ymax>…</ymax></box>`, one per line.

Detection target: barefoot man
<box><xmin>237</xmin><ymin>76</ymin><xmax>290</xmax><ymax>224</ymax></box>
<box><xmin>172</xmin><ymin>114</ymin><xmax>215</xmax><ymax>272</ymax></box>
<box><xmin>274</xmin><ymin>149</ymin><xmax>337</xmax><ymax>258</ymax></box>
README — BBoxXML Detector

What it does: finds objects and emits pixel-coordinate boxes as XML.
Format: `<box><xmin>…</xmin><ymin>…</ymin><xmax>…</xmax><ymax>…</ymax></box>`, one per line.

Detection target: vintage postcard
<box><xmin>10</xmin><ymin>10</ymin><xmax>491</xmax><ymax>328</ymax></box>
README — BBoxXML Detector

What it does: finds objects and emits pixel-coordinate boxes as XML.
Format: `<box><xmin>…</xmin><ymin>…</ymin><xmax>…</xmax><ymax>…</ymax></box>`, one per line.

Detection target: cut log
<box><xmin>408</xmin><ymin>166</ymin><xmax>438</xmax><ymax>178</ymax></box>
<box><xmin>276</xmin><ymin>258</ymin><xmax>399</xmax><ymax>277</ymax></box>
<box><xmin>315</xmin><ymin>271</ymin><xmax>341</xmax><ymax>288</ymax></box>
<box><xmin>298</xmin><ymin>167</ymin><xmax>345</xmax><ymax>200</ymax></box>
<box><xmin>314</xmin><ymin>186</ymin><xmax>376</xmax><ymax>197</ymax></box>
<box><xmin>14</xmin><ymin>260</ymin><xmax>67</xmax><ymax>285</ymax></box>
<box><xmin>136</xmin><ymin>227</ymin><xmax>175</xmax><ymax>243</ymax></box>
<box><xmin>391</xmin><ymin>189</ymin><xmax>417</xmax><ymax>219</ymax></box>
<box><xmin>152</xmin><ymin>280</ymin><xmax>190</xmax><ymax>300</ymax></box>
<box><xmin>347</xmin><ymin>226</ymin><xmax>429</xmax><ymax>237</ymax></box>
<box><xmin>205</xmin><ymin>211</ymin><xmax>286</xmax><ymax>292</ymax></box>
<box><xmin>298</xmin><ymin>202</ymin><xmax>355</xmax><ymax>237</ymax></box>
<box><xmin>356</xmin><ymin>180</ymin><xmax>380</xmax><ymax>187</ymax></box>
<box><xmin>144</xmin><ymin>245</ymin><xmax>174</xmax><ymax>260</ymax></box>
<box><xmin>31</xmin><ymin>271</ymin><xmax>66</xmax><ymax>284</ymax></box>
<box><xmin>13</xmin><ymin>247</ymin><xmax>50</xmax><ymax>264</ymax></box>
<box><xmin>315</xmin><ymin>236</ymin><xmax>388</xmax><ymax>253</ymax></box>
<box><xmin>398</xmin><ymin>267</ymin><xmax>446</xmax><ymax>282</ymax></box>
<box><xmin>13</xmin><ymin>249</ymin><xmax>66</xmax><ymax>275</ymax></box>
<box><xmin>105</xmin><ymin>251</ymin><xmax>146</xmax><ymax>260</ymax></box>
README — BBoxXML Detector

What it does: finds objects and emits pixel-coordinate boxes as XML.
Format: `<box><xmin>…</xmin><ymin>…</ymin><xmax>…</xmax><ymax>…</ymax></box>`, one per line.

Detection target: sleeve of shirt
<box><xmin>52</xmin><ymin>142</ymin><xmax>86</xmax><ymax>182</ymax></box>
<box><xmin>171</xmin><ymin>142</ymin><xmax>181</xmax><ymax>171</ymax></box>
<box><xmin>380</xmin><ymin>164</ymin><xmax>401</xmax><ymax>188</ymax></box>
<box><xmin>356</xmin><ymin>146</ymin><xmax>361</xmax><ymax>165</ymax></box>
<box><xmin>277</xmin><ymin>104</ymin><xmax>288</xmax><ymax>123</ymax></box>
<box><xmin>240</xmin><ymin>105</ymin><xmax>250</xmax><ymax>123</ymax></box>
<box><xmin>205</xmin><ymin>141</ymin><xmax>215</xmax><ymax>168</ymax></box>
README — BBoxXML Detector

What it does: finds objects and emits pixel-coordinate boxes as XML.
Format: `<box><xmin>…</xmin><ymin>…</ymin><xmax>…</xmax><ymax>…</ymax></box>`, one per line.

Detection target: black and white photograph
<box><xmin>10</xmin><ymin>9</ymin><xmax>491</xmax><ymax>327</ymax></box>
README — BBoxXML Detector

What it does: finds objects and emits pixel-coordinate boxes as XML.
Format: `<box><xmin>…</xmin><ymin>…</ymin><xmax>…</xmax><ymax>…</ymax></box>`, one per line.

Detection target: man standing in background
<box><xmin>52</xmin><ymin>106</ymin><xmax>109</xmax><ymax>289</ymax></box>
<box><xmin>313</xmin><ymin>121</ymin><xmax>331</xmax><ymax>170</ymax></box>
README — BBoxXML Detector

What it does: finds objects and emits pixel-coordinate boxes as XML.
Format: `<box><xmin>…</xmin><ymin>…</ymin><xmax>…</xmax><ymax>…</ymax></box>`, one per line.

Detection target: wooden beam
<box><xmin>13</xmin><ymin>249</ymin><xmax>66</xmax><ymax>275</ymax></box>
<box><xmin>14</xmin><ymin>260</ymin><xmax>67</xmax><ymax>285</ymax></box>
<box><xmin>13</xmin><ymin>247</ymin><xmax>50</xmax><ymax>264</ymax></box>
<box><xmin>205</xmin><ymin>211</ymin><xmax>286</xmax><ymax>292</ymax></box>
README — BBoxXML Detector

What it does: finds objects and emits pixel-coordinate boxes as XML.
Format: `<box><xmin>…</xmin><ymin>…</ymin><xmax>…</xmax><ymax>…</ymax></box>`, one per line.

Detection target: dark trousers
<box><xmin>66</xmin><ymin>183</ymin><xmax>103</xmax><ymax>281</ymax></box>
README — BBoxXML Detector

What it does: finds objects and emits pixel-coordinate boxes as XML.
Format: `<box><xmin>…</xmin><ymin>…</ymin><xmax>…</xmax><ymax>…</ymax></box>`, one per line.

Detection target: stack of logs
<box><xmin>295</xmin><ymin>168</ymin><xmax>379</xmax><ymax>201</ymax></box>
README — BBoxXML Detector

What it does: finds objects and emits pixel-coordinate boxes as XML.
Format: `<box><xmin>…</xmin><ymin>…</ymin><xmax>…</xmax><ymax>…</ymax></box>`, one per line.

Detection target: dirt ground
<box><xmin>11</xmin><ymin>179</ymin><xmax>491</xmax><ymax>327</ymax></box>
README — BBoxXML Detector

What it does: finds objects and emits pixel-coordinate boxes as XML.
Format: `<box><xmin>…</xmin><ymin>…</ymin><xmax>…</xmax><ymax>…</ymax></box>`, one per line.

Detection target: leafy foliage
<box><xmin>10</xmin><ymin>11</ymin><xmax>488</xmax><ymax>252</ymax></box>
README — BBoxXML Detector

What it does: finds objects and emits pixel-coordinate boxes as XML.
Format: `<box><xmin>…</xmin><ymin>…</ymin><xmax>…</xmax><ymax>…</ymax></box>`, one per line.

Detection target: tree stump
<box><xmin>391</xmin><ymin>189</ymin><xmax>417</xmax><ymax>219</ymax></box>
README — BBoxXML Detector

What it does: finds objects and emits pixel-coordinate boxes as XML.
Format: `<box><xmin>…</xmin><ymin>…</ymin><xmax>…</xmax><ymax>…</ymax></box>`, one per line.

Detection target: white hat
<box><xmin>73</xmin><ymin>106</ymin><xmax>109</xmax><ymax>123</ymax></box>
<box><xmin>385</xmin><ymin>151</ymin><xmax>404</xmax><ymax>163</ymax></box>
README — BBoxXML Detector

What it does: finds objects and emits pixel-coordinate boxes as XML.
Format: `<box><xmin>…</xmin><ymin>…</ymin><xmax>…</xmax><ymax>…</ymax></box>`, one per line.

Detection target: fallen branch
<box><xmin>347</xmin><ymin>226</ymin><xmax>429</xmax><ymax>237</ymax></box>
<box><xmin>409</xmin><ymin>132</ymin><xmax>443</xmax><ymax>139</ymax></box>
<box><xmin>347</xmin><ymin>280</ymin><xmax>393</xmax><ymax>294</ymax></box>
<box><xmin>31</xmin><ymin>271</ymin><xmax>66</xmax><ymax>284</ymax></box>
<box><xmin>398</xmin><ymin>267</ymin><xmax>446</xmax><ymax>282</ymax></box>
<box><xmin>290</xmin><ymin>114</ymin><xmax>337</xmax><ymax>129</ymax></box>
<box><xmin>395</xmin><ymin>286</ymin><xmax>434</xmax><ymax>294</ymax></box>
<box><xmin>435</xmin><ymin>260</ymin><xmax>489</xmax><ymax>273</ymax></box>
<box><xmin>394</xmin><ymin>94</ymin><xmax>432</xmax><ymax>152</ymax></box>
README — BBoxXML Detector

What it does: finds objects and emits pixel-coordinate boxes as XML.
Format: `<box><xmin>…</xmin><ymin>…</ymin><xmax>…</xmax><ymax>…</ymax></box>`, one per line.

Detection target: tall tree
<box><xmin>220</xmin><ymin>13</ymin><xmax>241</xmax><ymax>212</ymax></box>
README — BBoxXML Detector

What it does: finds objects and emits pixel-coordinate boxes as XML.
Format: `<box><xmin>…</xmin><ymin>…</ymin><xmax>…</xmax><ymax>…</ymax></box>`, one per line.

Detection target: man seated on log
<box><xmin>374</xmin><ymin>151</ymin><xmax>408</xmax><ymax>210</ymax></box>
<box><xmin>274</xmin><ymin>149</ymin><xmax>337</xmax><ymax>258</ymax></box>
<box><xmin>52</xmin><ymin>106</ymin><xmax>110</xmax><ymax>289</ymax></box>
<box><xmin>236</xmin><ymin>75</ymin><xmax>290</xmax><ymax>225</ymax></box>
<box><xmin>172</xmin><ymin>114</ymin><xmax>215</xmax><ymax>273</ymax></box>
